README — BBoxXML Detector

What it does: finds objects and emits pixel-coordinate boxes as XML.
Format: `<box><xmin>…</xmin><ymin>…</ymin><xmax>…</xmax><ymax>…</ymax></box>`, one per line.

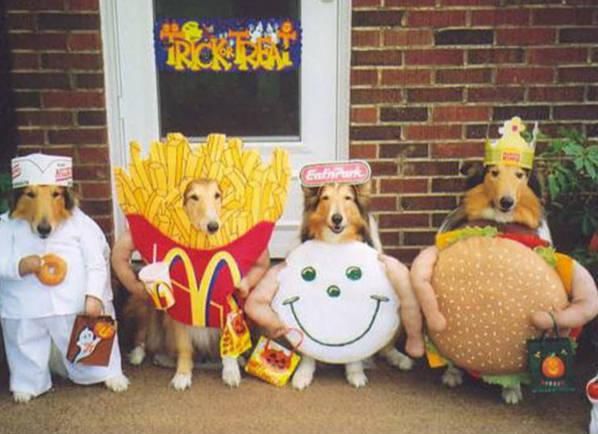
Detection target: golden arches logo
<box><xmin>164</xmin><ymin>247</ymin><xmax>241</xmax><ymax>326</ymax></box>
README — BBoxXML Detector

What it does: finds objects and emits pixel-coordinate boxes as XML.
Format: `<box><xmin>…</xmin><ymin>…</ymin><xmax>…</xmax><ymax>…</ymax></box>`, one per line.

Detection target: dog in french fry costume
<box><xmin>410</xmin><ymin>118</ymin><xmax>598</xmax><ymax>404</ymax></box>
<box><xmin>112</xmin><ymin>133</ymin><xmax>290</xmax><ymax>389</ymax></box>
<box><xmin>0</xmin><ymin>154</ymin><xmax>128</xmax><ymax>403</ymax></box>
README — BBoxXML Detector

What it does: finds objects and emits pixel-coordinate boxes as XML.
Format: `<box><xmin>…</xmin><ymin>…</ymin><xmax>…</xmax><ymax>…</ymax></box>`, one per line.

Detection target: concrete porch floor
<box><xmin>0</xmin><ymin>342</ymin><xmax>596</xmax><ymax>434</ymax></box>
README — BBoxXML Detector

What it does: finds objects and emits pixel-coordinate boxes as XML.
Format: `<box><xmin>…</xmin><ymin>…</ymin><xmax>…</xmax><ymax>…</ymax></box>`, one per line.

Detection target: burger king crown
<box><xmin>484</xmin><ymin>116</ymin><xmax>538</xmax><ymax>170</ymax></box>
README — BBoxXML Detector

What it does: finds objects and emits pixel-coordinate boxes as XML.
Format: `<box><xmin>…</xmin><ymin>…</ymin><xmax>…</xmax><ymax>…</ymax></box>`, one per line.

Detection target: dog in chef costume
<box><xmin>0</xmin><ymin>154</ymin><xmax>128</xmax><ymax>403</ymax></box>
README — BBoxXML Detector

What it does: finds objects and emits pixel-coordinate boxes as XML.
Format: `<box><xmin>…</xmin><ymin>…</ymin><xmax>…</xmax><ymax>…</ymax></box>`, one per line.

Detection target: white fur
<box><xmin>221</xmin><ymin>356</ymin><xmax>241</xmax><ymax>387</ymax></box>
<box><xmin>379</xmin><ymin>346</ymin><xmax>414</xmax><ymax>371</ymax></box>
<box><xmin>442</xmin><ymin>366</ymin><xmax>464</xmax><ymax>388</ymax></box>
<box><xmin>105</xmin><ymin>374</ymin><xmax>129</xmax><ymax>393</ymax></box>
<box><xmin>128</xmin><ymin>345</ymin><xmax>146</xmax><ymax>366</ymax></box>
<box><xmin>345</xmin><ymin>361</ymin><xmax>368</xmax><ymax>388</ymax></box>
<box><xmin>502</xmin><ymin>384</ymin><xmax>523</xmax><ymax>405</ymax></box>
<box><xmin>13</xmin><ymin>392</ymin><xmax>34</xmax><ymax>403</ymax></box>
<box><xmin>292</xmin><ymin>356</ymin><xmax>316</xmax><ymax>390</ymax></box>
<box><xmin>170</xmin><ymin>372</ymin><xmax>192</xmax><ymax>391</ymax></box>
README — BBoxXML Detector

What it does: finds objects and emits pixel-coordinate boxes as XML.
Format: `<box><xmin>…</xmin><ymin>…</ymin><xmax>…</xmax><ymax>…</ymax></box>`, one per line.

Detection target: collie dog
<box><xmin>119</xmin><ymin>179</ymin><xmax>269</xmax><ymax>390</ymax></box>
<box><xmin>462</xmin><ymin>161</ymin><xmax>543</xmax><ymax>230</ymax></box>
<box><xmin>436</xmin><ymin>162</ymin><xmax>544</xmax><ymax>404</ymax></box>
<box><xmin>11</xmin><ymin>185</ymin><xmax>77</xmax><ymax>237</ymax></box>
<box><xmin>292</xmin><ymin>182</ymin><xmax>415</xmax><ymax>389</ymax></box>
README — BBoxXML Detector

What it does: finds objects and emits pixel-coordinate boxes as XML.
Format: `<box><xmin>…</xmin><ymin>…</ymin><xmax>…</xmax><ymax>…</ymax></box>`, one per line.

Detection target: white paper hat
<box><xmin>11</xmin><ymin>153</ymin><xmax>73</xmax><ymax>188</ymax></box>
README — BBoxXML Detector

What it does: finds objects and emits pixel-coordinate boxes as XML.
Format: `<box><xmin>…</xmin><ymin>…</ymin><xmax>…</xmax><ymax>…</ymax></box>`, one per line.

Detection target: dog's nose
<box><xmin>499</xmin><ymin>196</ymin><xmax>514</xmax><ymax>211</ymax></box>
<box><xmin>37</xmin><ymin>222</ymin><xmax>52</xmax><ymax>238</ymax></box>
<box><xmin>331</xmin><ymin>213</ymin><xmax>343</xmax><ymax>225</ymax></box>
<box><xmin>207</xmin><ymin>221</ymin><xmax>219</xmax><ymax>234</ymax></box>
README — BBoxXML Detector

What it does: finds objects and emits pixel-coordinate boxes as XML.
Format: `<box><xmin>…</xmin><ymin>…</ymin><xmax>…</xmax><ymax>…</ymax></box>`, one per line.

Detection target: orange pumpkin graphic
<box><xmin>541</xmin><ymin>355</ymin><xmax>565</xmax><ymax>379</ymax></box>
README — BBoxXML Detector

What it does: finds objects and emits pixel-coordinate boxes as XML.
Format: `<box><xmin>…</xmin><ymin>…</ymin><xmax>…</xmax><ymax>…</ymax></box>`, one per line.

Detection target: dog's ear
<box><xmin>9</xmin><ymin>188</ymin><xmax>24</xmax><ymax>217</ymax></box>
<box><xmin>302</xmin><ymin>186</ymin><xmax>320</xmax><ymax>211</ymax></box>
<box><xmin>526</xmin><ymin>170</ymin><xmax>543</xmax><ymax>199</ymax></box>
<box><xmin>63</xmin><ymin>187</ymin><xmax>78</xmax><ymax>210</ymax></box>
<box><xmin>354</xmin><ymin>181</ymin><xmax>372</xmax><ymax>209</ymax></box>
<box><xmin>460</xmin><ymin>161</ymin><xmax>485</xmax><ymax>190</ymax></box>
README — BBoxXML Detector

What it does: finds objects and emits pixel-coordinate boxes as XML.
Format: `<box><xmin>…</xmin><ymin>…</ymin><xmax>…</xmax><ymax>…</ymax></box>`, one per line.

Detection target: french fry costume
<box><xmin>424</xmin><ymin>118</ymin><xmax>578</xmax><ymax>386</ymax></box>
<box><xmin>114</xmin><ymin>133</ymin><xmax>290</xmax><ymax>328</ymax></box>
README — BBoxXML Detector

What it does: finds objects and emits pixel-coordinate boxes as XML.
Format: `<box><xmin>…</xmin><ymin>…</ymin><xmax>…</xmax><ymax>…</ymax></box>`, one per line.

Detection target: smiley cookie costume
<box><xmin>0</xmin><ymin>154</ymin><xmax>124</xmax><ymax>398</ymax></box>
<box><xmin>272</xmin><ymin>240</ymin><xmax>400</xmax><ymax>364</ymax></box>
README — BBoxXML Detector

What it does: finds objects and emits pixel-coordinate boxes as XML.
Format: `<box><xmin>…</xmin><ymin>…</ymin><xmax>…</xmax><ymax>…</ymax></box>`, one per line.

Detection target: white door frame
<box><xmin>100</xmin><ymin>0</ymin><xmax>352</xmax><ymax>254</ymax></box>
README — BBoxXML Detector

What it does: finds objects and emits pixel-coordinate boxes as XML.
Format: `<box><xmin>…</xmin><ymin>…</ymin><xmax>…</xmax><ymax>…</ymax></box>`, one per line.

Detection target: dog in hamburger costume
<box><xmin>0</xmin><ymin>154</ymin><xmax>128</xmax><ymax>403</ymax></box>
<box><xmin>411</xmin><ymin>117</ymin><xmax>598</xmax><ymax>404</ymax></box>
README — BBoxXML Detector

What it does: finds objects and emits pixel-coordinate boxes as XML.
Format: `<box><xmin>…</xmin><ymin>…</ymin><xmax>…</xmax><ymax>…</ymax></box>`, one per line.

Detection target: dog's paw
<box><xmin>292</xmin><ymin>368</ymin><xmax>314</xmax><ymax>391</ymax></box>
<box><xmin>441</xmin><ymin>366</ymin><xmax>463</xmax><ymax>388</ymax></box>
<box><xmin>153</xmin><ymin>353</ymin><xmax>176</xmax><ymax>368</ymax></box>
<box><xmin>170</xmin><ymin>372</ymin><xmax>192</xmax><ymax>391</ymax></box>
<box><xmin>346</xmin><ymin>370</ymin><xmax>368</xmax><ymax>388</ymax></box>
<box><xmin>502</xmin><ymin>385</ymin><xmax>523</xmax><ymax>405</ymax></box>
<box><xmin>221</xmin><ymin>360</ymin><xmax>241</xmax><ymax>388</ymax></box>
<box><xmin>384</xmin><ymin>349</ymin><xmax>414</xmax><ymax>371</ymax></box>
<box><xmin>12</xmin><ymin>392</ymin><xmax>34</xmax><ymax>404</ymax></box>
<box><xmin>128</xmin><ymin>346</ymin><xmax>146</xmax><ymax>366</ymax></box>
<box><xmin>105</xmin><ymin>374</ymin><xmax>129</xmax><ymax>393</ymax></box>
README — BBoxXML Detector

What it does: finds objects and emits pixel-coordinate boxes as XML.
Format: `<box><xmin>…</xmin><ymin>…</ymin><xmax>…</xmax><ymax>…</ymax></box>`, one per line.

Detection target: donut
<box><xmin>36</xmin><ymin>253</ymin><xmax>67</xmax><ymax>286</ymax></box>
<box><xmin>429</xmin><ymin>236</ymin><xmax>567</xmax><ymax>375</ymax></box>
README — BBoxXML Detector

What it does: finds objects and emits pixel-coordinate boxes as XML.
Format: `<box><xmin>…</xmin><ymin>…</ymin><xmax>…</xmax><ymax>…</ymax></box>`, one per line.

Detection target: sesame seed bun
<box><xmin>430</xmin><ymin>236</ymin><xmax>567</xmax><ymax>375</ymax></box>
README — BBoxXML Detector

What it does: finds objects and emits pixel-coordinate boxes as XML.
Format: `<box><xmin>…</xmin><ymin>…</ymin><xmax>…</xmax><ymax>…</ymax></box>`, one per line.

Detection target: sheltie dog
<box><xmin>120</xmin><ymin>179</ymin><xmax>269</xmax><ymax>390</ymax></box>
<box><xmin>292</xmin><ymin>182</ymin><xmax>414</xmax><ymax>389</ymax></box>
<box><xmin>437</xmin><ymin>162</ymin><xmax>544</xmax><ymax>404</ymax></box>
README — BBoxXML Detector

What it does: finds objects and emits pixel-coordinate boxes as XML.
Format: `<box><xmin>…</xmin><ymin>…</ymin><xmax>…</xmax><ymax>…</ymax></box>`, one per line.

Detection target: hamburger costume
<box><xmin>0</xmin><ymin>154</ymin><xmax>125</xmax><ymax>398</ymax></box>
<box><xmin>412</xmin><ymin>118</ymin><xmax>598</xmax><ymax>392</ymax></box>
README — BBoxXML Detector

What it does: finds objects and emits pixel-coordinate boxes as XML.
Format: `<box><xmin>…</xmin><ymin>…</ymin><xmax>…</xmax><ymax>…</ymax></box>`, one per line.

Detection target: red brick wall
<box><xmin>350</xmin><ymin>0</ymin><xmax>598</xmax><ymax>263</ymax></box>
<box><xmin>4</xmin><ymin>1</ymin><xmax>598</xmax><ymax>257</ymax></box>
<box><xmin>4</xmin><ymin>0</ymin><xmax>113</xmax><ymax>237</ymax></box>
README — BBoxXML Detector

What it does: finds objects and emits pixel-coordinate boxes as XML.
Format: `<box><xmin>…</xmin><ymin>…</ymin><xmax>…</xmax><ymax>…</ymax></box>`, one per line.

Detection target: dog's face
<box><xmin>482</xmin><ymin>164</ymin><xmax>529</xmax><ymax>214</ymax></box>
<box><xmin>302</xmin><ymin>182</ymin><xmax>371</xmax><ymax>243</ymax></box>
<box><xmin>10</xmin><ymin>185</ymin><xmax>75</xmax><ymax>238</ymax></box>
<box><xmin>183</xmin><ymin>180</ymin><xmax>222</xmax><ymax>235</ymax></box>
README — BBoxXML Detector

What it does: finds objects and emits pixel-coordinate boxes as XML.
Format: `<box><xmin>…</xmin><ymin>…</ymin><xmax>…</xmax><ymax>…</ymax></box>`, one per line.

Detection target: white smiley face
<box><xmin>272</xmin><ymin>240</ymin><xmax>399</xmax><ymax>364</ymax></box>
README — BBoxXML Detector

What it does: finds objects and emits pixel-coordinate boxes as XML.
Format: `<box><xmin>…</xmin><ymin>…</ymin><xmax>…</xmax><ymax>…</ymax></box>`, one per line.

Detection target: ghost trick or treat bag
<box><xmin>66</xmin><ymin>315</ymin><xmax>117</xmax><ymax>366</ymax></box>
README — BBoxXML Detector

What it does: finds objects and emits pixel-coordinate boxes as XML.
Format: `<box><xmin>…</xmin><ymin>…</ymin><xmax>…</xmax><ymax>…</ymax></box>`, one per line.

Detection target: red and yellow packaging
<box><xmin>220</xmin><ymin>299</ymin><xmax>252</xmax><ymax>358</ymax></box>
<box><xmin>245</xmin><ymin>337</ymin><xmax>301</xmax><ymax>387</ymax></box>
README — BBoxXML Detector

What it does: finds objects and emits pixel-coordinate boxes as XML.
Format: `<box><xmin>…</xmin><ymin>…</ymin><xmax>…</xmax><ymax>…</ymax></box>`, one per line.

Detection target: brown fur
<box><xmin>123</xmin><ymin>178</ymin><xmax>224</xmax><ymax>373</ymax></box>
<box><xmin>301</xmin><ymin>182</ymin><xmax>373</xmax><ymax>245</ymax></box>
<box><xmin>10</xmin><ymin>185</ymin><xmax>77</xmax><ymax>237</ymax></box>
<box><xmin>463</xmin><ymin>164</ymin><xmax>542</xmax><ymax>229</ymax></box>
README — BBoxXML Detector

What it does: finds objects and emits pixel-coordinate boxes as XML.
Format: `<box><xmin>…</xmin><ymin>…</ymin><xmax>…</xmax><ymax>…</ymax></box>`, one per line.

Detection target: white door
<box><xmin>101</xmin><ymin>0</ymin><xmax>351</xmax><ymax>257</ymax></box>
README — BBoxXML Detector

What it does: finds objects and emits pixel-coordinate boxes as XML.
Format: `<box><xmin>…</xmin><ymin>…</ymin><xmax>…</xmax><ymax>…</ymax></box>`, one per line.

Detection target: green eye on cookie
<box><xmin>301</xmin><ymin>266</ymin><xmax>316</xmax><ymax>282</ymax></box>
<box><xmin>346</xmin><ymin>266</ymin><xmax>362</xmax><ymax>281</ymax></box>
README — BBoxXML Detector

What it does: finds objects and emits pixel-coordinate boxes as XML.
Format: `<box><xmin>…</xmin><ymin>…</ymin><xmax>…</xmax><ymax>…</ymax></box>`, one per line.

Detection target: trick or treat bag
<box><xmin>66</xmin><ymin>315</ymin><xmax>117</xmax><ymax>366</ymax></box>
<box><xmin>245</xmin><ymin>335</ymin><xmax>301</xmax><ymax>387</ymax></box>
<box><xmin>527</xmin><ymin>322</ymin><xmax>575</xmax><ymax>393</ymax></box>
<box><xmin>220</xmin><ymin>303</ymin><xmax>252</xmax><ymax>358</ymax></box>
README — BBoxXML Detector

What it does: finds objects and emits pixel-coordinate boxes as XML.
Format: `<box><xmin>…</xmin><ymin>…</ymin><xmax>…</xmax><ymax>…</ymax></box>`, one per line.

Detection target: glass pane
<box><xmin>154</xmin><ymin>0</ymin><xmax>300</xmax><ymax>139</ymax></box>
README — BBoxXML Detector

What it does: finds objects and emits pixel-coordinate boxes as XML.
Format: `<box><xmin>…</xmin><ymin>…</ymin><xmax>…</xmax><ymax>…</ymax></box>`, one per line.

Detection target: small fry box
<box><xmin>245</xmin><ymin>337</ymin><xmax>300</xmax><ymax>387</ymax></box>
<box><xmin>66</xmin><ymin>315</ymin><xmax>117</xmax><ymax>366</ymax></box>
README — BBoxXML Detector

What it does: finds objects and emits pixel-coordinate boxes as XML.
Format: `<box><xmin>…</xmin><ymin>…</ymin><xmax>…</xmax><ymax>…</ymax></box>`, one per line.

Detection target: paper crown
<box><xmin>11</xmin><ymin>153</ymin><xmax>73</xmax><ymax>188</ymax></box>
<box><xmin>484</xmin><ymin>117</ymin><xmax>537</xmax><ymax>170</ymax></box>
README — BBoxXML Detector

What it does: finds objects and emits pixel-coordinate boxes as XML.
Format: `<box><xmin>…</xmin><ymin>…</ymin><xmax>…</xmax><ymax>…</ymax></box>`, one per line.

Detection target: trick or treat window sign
<box><xmin>154</xmin><ymin>18</ymin><xmax>302</xmax><ymax>73</ymax></box>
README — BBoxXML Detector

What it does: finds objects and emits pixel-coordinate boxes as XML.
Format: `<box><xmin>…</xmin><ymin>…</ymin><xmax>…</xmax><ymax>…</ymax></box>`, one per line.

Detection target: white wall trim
<box><xmin>100</xmin><ymin>0</ymin><xmax>126</xmax><ymax>238</ymax></box>
<box><xmin>336</xmin><ymin>0</ymin><xmax>352</xmax><ymax>160</ymax></box>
